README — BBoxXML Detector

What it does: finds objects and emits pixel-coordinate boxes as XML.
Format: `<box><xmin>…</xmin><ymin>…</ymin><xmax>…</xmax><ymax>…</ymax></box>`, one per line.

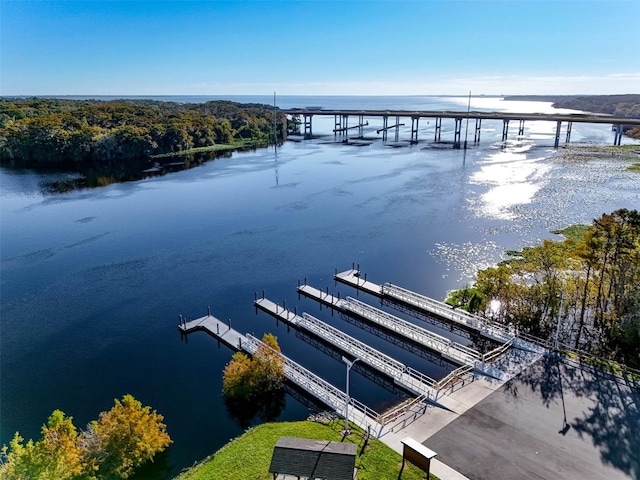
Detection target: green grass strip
<box><xmin>173</xmin><ymin>420</ymin><xmax>438</xmax><ymax>480</ymax></box>
<box><xmin>151</xmin><ymin>139</ymin><xmax>268</xmax><ymax>159</ymax></box>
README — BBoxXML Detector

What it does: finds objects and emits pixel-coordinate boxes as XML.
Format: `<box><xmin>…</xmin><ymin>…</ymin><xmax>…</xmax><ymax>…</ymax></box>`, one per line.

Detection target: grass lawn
<box><xmin>629</xmin><ymin>163</ymin><xmax>640</xmax><ymax>172</ymax></box>
<box><xmin>173</xmin><ymin>419</ymin><xmax>437</xmax><ymax>480</ymax></box>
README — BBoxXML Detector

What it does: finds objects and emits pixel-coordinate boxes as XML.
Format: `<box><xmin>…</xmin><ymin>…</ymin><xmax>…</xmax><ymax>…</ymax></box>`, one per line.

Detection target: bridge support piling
<box><xmin>343</xmin><ymin>115</ymin><xmax>349</xmax><ymax>142</ymax></box>
<box><xmin>453</xmin><ymin>118</ymin><xmax>462</xmax><ymax>149</ymax></box>
<box><xmin>358</xmin><ymin>115</ymin><xmax>364</xmax><ymax>138</ymax></box>
<box><xmin>411</xmin><ymin>117</ymin><xmax>419</xmax><ymax>144</ymax></box>
<box><xmin>565</xmin><ymin>121</ymin><xmax>572</xmax><ymax>144</ymax></box>
<box><xmin>382</xmin><ymin>116</ymin><xmax>388</xmax><ymax>142</ymax></box>
<box><xmin>518</xmin><ymin>119</ymin><xmax>525</xmax><ymax>137</ymax></box>
<box><xmin>334</xmin><ymin>115</ymin><xmax>341</xmax><ymax>138</ymax></box>
<box><xmin>502</xmin><ymin>119</ymin><xmax>510</xmax><ymax>142</ymax></box>
<box><xmin>395</xmin><ymin>116</ymin><xmax>400</xmax><ymax>142</ymax></box>
<box><xmin>304</xmin><ymin>114</ymin><xmax>313</xmax><ymax>139</ymax></box>
<box><xmin>474</xmin><ymin>118</ymin><xmax>482</xmax><ymax>143</ymax></box>
<box><xmin>614</xmin><ymin>124</ymin><xmax>623</xmax><ymax>145</ymax></box>
<box><xmin>554</xmin><ymin>121</ymin><xmax>562</xmax><ymax>148</ymax></box>
<box><xmin>434</xmin><ymin>117</ymin><xmax>442</xmax><ymax>142</ymax></box>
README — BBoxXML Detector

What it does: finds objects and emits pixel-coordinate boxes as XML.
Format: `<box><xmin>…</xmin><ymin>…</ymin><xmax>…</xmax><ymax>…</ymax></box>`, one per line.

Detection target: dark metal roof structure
<box><xmin>268</xmin><ymin>436</ymin><xmax>356</xmax><ymax>480</ymax></box>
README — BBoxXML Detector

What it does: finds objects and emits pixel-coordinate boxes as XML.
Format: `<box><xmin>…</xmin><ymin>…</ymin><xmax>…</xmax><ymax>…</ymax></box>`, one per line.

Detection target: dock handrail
<box><xmin>244</xmin><ymin>334</ymin><xmax>382</xmax><ymax>427</ymax></box>
<box><xmin>382</xmin><ymin>283</ymin><xmax>513</xmax><ymax>342</ymax></box>
<box><xmin>300</xmin><ymin>313</ymin><xmax>406</xmax><ymax>378</ymax></box>
<box><xmin>343</xmin><ymin>297</ymin><xmax>481</xmax><ymax>364</ymax></box>
<box><xmin>378</xmin><ymin>393</ymin><xmax>429</xmax><ymax>426</ymax></box>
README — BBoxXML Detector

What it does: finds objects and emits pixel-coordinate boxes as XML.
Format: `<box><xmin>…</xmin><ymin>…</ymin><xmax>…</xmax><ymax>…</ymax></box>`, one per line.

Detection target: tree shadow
<box><xmin>509</xmin><ymin>353</ymin><xmax>639</xmax><ymax>478</ymax></box>
<box><xmin>224</xmin><ymin>388</ymin><xmax>287</xmax><ymax>430</ymax></box>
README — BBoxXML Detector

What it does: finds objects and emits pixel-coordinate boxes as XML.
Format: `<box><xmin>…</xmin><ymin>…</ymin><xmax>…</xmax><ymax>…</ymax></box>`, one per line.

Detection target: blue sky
<box><xmin>1</xmin><ymin>0</ymin><xmax>639</xmax><ymax>96</ymax></box>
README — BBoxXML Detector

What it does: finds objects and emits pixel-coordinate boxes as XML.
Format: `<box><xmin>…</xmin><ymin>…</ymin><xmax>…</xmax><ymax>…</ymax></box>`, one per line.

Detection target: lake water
<box><xmin>1</xmin><ymin>95</ymin><xmax>638</xmax><ymax>478</ymax></box>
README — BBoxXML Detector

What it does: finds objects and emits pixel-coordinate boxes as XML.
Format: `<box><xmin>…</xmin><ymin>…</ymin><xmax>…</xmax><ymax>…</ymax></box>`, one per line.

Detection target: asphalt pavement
<box><xmin>423</xmin><ymin>355</ymin><xmax>639</xmax><ymax>480</ymax></box>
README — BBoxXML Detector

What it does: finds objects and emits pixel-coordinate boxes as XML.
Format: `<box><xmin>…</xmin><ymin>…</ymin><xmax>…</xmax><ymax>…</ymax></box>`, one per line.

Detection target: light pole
<box><xmin>342</xmin><ymin>356</ymin><xmax>359</xmax><ymax>435</ymax></box>
<box><xmin>554</xmin><ymin>292</ymin><xmax>564</xmax><ymax>351</ymax></box>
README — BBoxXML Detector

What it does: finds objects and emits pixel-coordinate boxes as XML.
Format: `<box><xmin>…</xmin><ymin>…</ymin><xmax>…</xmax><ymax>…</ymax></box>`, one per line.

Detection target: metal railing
<box><xmin>435</xmin><ymin>364</ymin><xmax>475</xmax><ymax>391</ymax></box>
<box><xmin>378</xmin><ymin>393</ymin><xmax>429</xmax><ymax>426</ymax></box>
<box><xmin>343</xmin><ymin>297</ymin><xmax>481</xmax><ymax>364</ymax></box>
<box><xmin>382</xmin><ymin>283</ymin><xmax>514</xmax><ymax>342</ymax></box>
<box><xmin>300</xmin><ymin>313</ymin><xmax>405</xmax><ymax>379</ymax></box>
<box><xmin>244</xmin><ymin>334</ymin><xmax>382</xmax><ymax>427</ymax></box>
<box><xmin>482</xmin><ymin>338</ymin><xmax>515</xmax><ymax>364</ymax></box>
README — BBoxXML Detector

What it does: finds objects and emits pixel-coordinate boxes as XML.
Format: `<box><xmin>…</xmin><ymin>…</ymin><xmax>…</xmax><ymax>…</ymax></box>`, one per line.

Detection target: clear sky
<box><xmin>1</xmin><ymin>0</ymin><xmax>639</xmax><ymax>96</ymax></box>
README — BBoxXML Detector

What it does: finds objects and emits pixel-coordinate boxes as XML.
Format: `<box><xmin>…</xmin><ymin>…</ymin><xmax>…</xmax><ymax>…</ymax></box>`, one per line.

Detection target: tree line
<box><xmin>0</xmin><ymin>394</ymin><xmax>171</xmax><ymax>479</ymax></box>
<box><xmin>0</xmin><ymin>98</ymin><xmax>288</xmax><ymax>171</ymax></box>
<box><xmin>447</xmin><ymin>209</ymin><xmax>640</xmax><ymax>368</ymax></box>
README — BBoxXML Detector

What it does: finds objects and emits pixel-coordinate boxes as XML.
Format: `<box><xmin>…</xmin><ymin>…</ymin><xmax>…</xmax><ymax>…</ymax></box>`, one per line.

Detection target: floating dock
<box><xmin>178</xmin><ymin>311</ymin><xmax>383</xmax><ymax>435</ymax></box>
<box><xmin>334</xmin><ymin>269</ymin><xmax>518</xmax><ymax>344</ymax></box>
<box><xmin>255</xmin><ymin>296</ymin><xmax>439</xmax><ymax>399</ymax></box>
<box><xmin>295</xmin><ymin>284</ymin><xmax>481</xmax><ymax>366</ymax></box>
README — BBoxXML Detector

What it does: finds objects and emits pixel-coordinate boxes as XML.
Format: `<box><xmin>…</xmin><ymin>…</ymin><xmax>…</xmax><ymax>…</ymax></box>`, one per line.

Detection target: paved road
<box><xmin>424</xmin><ymin>355</ymin><xmax>639</xmax><ymax>480</ymax></box>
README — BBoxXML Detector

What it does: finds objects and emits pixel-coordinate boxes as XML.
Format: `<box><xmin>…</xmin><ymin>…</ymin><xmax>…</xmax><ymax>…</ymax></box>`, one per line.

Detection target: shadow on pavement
<box><xmin>505</xmin><ymin>354</ymin><xmax>639</xmax><ymax>479</ymax></box>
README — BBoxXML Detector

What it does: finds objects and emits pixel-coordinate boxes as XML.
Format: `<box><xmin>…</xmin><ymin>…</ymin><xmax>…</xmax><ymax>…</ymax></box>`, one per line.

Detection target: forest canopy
<box><xmin>447</xmin><ymin>209</ymin><xmax>640</xmax><ymax>368</ymax></box>
<box><xmin>0</xmin><ymin>98</ymin><xmax>287</xmax><ymax>172</ymax></box>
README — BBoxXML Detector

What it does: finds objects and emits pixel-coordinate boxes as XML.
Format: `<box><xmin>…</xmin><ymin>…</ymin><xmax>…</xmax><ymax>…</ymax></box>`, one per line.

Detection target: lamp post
<box><xmin>342</xmin><ymin>356</ymin><xmax>359</xmax><ymax>435</ymax></box>
<box><xmin>554</xmin><ymin>292</ymin><xmax>564</xmax><ymax>351</ymax></box>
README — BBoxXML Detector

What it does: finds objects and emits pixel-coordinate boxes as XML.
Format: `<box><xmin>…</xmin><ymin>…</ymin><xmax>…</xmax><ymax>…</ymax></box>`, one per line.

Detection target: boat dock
<box><xmin>254</xmin><ymin>296</ymin><xmax>439</xmax><ymax>399</ymax></box>
<box><xmin>178</xmin><ymin>311</ymin><xmax>383</xmax><ymax>435</ymax></box>
<box><xmin>334</xmin><ymin>269</ymin><xmax>516</xmax><ymax>345</ymax></box>
<box><xmin>295</xmin><ymin>284</ymin><xmax>481</xmax><ymax>366</ymax></box>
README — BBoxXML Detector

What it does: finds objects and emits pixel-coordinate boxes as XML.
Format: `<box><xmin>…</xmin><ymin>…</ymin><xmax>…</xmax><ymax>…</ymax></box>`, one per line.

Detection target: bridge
<box><xmin>283</xmin><ymin>108</ymin><xmax>640</xmax><ymax>147</ymax></box>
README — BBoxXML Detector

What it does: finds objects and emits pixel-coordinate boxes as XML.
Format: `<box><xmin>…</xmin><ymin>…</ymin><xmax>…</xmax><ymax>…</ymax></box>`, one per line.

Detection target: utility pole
<box><xmin>464</xmin><ymin>90</ymin><xmax>471</xmax><ymax>150</ymax></box>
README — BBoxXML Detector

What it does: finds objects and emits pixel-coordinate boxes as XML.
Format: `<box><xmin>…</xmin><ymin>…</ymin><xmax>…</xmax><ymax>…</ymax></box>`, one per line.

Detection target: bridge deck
<box><xmin>284</xmin><ymin>108</ymin><xmax>640</xmax><ymax>126</ymax></box>
<box><xmin>296</xmin><ymin>284</ymin><xmax>480</xmax><ymax>366</ymax></box>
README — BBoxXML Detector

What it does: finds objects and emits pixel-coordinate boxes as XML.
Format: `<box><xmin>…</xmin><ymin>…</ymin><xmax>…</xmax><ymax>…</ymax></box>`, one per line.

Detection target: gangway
<box><xmin>254</xmin><ymin>296</ymin><xmax>438</xmax><ymax>398</ymax></box>
<box><xmin>335</xmin><ymin>269</ymin><xmax>516</xmax><ymax>344</ymax></box>
<box><xmin>178</xmin><ymin>311</ymin><xmax>383</xmax><ymax>435</ymax></box>
<box><xmin>296</xmin><ymin>284</ymin><xmax>481</xmax><ymax>366</ymax></box>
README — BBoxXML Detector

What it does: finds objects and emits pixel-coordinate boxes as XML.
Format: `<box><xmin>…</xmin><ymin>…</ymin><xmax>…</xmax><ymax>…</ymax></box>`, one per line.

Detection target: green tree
<box><xmin>222</xmin><ymin>333</ymin><xmax>285</xmax><ymax>401</ymax></box>
<box><xmin>84</xmin><ymin>394</ymin><xmax>172</xmax><ymax>480</ymax></box>
<box><xmin>0</xmin><ymin>411</ymin><xmax>87</xmax><ymax>480</ymax></box>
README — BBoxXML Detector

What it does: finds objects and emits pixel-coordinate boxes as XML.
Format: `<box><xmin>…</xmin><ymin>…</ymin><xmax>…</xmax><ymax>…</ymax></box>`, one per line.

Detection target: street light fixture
<box><xmin>342</xmin><ymin>356</ymin><xmax>359</xmax><ymax>435</ymax></box>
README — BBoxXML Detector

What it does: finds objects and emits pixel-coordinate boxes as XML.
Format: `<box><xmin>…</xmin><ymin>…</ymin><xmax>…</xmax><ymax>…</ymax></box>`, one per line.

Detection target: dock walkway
<box><xmin>335</xmin><ymin>269</ymin><xmax>523</xmax><ymax>345</ymax></box>
<box><xmin>296</xmin><ymin>284</ymin><xmax>481</xmax><ymax>366</ymax></box>
<box><xmin>178</xmin><ymin>313</ymin><xmax>383</xmax><ymax>434</ymax></box>
<box><xmin>254</xmin><ymin>296</ymin><xmax>438</xmax><ymax>398</ymax></box>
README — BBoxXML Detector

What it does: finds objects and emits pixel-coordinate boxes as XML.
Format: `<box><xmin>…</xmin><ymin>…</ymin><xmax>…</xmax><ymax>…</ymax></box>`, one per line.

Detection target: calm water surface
<box><xmin>1</xmin><ymin>96</ymin><xmax>638</xmax><ymax>478</ymax></box>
